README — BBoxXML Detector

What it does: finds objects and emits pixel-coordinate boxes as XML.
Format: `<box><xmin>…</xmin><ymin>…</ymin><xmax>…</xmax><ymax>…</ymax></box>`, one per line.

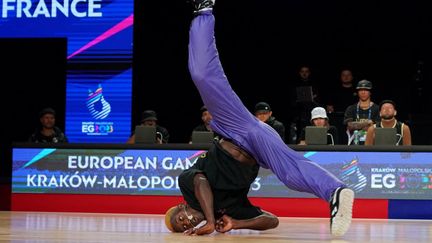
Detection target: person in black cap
<box><xmin>343</xmin><ymin>80</ymin><xmax>380</xmax><ymax>145</ymax></box>
<box><xmin>189</xmin><ymin>106</ymin><xmax>220</xmax><ymax>143</ymax></box>
<box><xmin>254</xmin><ymin>102</ymin><xmax>286</xmax><ymax>142</ymax></box>
<box><xmin>193</xmin><ymin>106</ymin><xmax>213</xmax><ymax>132</ymax></box>
<box><xmin>28</xmin><ymin>107</ymin><xmax>68</xmax><ymax>143</ymax></box>
<box><xmin>127</xmin><ymin>110</ymin><xmax>170</xmax><ymax>144</ymax></box>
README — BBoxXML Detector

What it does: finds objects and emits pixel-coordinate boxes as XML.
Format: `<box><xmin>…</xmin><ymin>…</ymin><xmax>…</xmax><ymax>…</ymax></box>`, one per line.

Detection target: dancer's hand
<box><xmin>215</xmin><ymin>215</ymin><xmax>234</xmax><ymax>233</ymax></box>
<box><xmin>183</xmin><ymin>221</ymin><xmax>214</xmax><ymax>235</ymax></box>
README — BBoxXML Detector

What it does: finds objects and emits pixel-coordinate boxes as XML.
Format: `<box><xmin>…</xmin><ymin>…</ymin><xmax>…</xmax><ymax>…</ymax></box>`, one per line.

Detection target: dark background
<box><xmin>0</xmin><ymin>38</ymin><xmax>67</xmax><ymax>203</ymax></box>
<box><xmin>133</xmin><ymin>0</ymin><xmax>432</xmax><ymax>144</ymax></box>
<box><xmin>2</xmin><ymin>0</ymin><xmax>432</xmax><ymax>189</ymax></box>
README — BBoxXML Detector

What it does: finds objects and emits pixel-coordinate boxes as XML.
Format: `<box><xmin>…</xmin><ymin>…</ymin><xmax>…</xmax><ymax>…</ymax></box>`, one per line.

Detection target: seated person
<box><xmin>127</xmin><ymin>110</ymin><xmax>170</xmax><ymax>144</ymax></box>
<box><xmin>298</xmin><ymin>107</ymin><xmax>339</xmax><ymax>145</ymax></box>
<box><xmin>365</xmin><ymin>100</ymin><xmax>412</xmax><ymax>145</ymax></box>
<box><xmin>28</xmin><ymin>107</ymin><xmax>68</xmax><ymax>143</ymax></box>
<box><xmin>254</xmin><ymin>102</ymin><xmax>285</xmax><ymax>142</ymax></box>
<box><xmin>190</xmin><ymin>105</ymin><xmax>219</xmax><ymax>143</ymax></box>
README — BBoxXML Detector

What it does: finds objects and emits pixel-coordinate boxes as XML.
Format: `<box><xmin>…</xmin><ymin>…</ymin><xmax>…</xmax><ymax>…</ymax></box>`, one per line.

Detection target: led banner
<box><xmin>0</xmin><ymin>0</ymin><xmax>134</xmax><ymax>143</ymax></box>
<box><xmin>12</xmin><ymin>148</ymin><xmax>432</xmax><ymax>199</ymax></box>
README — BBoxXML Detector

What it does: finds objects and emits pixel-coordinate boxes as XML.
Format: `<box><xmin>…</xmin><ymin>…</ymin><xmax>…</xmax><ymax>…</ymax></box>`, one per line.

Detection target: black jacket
<box><xmin>29</xmin><ymin>126</ymin><xmax>68</xmax><ymax>143</ymax></box>
<box><xmin>266</xmin><ymin>117</ymin><xmax>286</xmax><ymax>142</ymax></box>
<box><xmin>156</xmin><ymin>125</ymin><xmax>170</xmax><ymax>143</ymax></box>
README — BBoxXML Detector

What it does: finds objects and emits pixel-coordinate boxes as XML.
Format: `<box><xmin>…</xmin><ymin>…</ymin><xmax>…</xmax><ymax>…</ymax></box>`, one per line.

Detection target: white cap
<box><xmin>310</xmin><ymin>107</ymin><xmax>328</xmax><ymax>121</ymax></box>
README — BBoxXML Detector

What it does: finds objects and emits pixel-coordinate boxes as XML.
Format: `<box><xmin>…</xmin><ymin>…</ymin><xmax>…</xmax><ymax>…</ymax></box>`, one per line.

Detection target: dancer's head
<box><xmin>165</xmin><ymin>203</ymin><xmax>205</xmax><ymax>232</ymax></box>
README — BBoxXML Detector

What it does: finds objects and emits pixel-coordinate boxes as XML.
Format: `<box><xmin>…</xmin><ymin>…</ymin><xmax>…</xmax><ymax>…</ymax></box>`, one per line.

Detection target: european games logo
<box><xmin>87</xmin><ymin>84</ymin><xmax>111</xmax><ymax>119</ymax></box>
<box><xmin>340</xmin><ymin>157</ymin><xmax>367</xmax><ymax>193</ymax></box>
<box><xmin>81</xmin><ymin>84</ymin><xmax>114</xmax><ymax>136</ymax></box>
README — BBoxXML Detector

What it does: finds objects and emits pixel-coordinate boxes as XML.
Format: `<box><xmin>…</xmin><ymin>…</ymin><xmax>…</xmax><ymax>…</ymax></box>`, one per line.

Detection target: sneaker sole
<box><xmin>331</xmin><ymin>188</ymin><xmax>354</xmax><ymax>237</ymax></box>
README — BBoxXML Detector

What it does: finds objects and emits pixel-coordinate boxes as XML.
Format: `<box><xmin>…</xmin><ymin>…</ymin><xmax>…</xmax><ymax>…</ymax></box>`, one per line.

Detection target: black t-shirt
<box><xmin>343</xmin><ymin>102</ymin><xmax>380</xmax><ymax>145</ymax></box>
<box><xmin>343</xmin><ymin>102</ymin><xmax>380</xmax><ymax>124</ymax></box>
<box><xmin>29</xmin><ymin>127</ymin><xmax>68</xmax><ymax>143</ymax></box>
<box><xmin>155</xmin><ymin>125</ymin><xmax>170</xmax><ymax>143</ymax></box>
<box><xmin>178</xmin><ymin>141</ymin><xmax>263</xmax><ymax>220</ymax></box>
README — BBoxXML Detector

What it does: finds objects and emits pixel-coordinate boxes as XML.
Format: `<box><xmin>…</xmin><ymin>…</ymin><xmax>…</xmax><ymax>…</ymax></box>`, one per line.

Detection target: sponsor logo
<box><xmin>87</xmin><ymin>84</ymin><xmax>111</xmax><ymax>120</ymax></box>
<box><xmin>340</xmin><ymin>157</ymin><xmax>367</xmax><ymax>192</ymax></box>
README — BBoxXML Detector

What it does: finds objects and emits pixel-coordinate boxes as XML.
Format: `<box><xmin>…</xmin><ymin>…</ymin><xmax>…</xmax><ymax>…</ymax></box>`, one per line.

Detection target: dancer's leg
<box><xmin>188</xmin><ymin>11</ymin><xmax>258</xmax><ymax>145</ymax></box>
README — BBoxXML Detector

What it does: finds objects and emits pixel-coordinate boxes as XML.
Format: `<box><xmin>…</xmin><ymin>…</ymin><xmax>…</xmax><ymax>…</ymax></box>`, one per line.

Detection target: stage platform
<box><xmin>1</xmin><ymin>211</ymin><xmax>431</xmax><ymax>242</ymax></box>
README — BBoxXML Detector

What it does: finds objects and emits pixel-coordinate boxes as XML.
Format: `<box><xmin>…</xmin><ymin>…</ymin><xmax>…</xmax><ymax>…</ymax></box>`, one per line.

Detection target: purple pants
<box><xmin>188</xmin><ymin>11</ymin><xmax>345</xmax><ymax>201</ymax></box>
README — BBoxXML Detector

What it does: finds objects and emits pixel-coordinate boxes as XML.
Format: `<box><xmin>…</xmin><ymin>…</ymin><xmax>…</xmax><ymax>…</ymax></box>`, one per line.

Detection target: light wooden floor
<box><xmin>0</xmin><ymin>211</ymin><xmax>431</xmax><ymax>242</ymax></box>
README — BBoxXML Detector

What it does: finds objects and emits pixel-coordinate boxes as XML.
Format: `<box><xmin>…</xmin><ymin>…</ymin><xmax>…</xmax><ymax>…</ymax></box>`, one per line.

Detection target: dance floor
<box><xmin>0</xmin><ymin>211</ymin><xmax>431</xmax><ymax>242</ymax></box>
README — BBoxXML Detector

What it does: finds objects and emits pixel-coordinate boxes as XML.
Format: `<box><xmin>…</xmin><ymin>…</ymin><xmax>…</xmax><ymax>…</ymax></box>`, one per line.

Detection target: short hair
<box><xmin>379</xmin><ymin>100</ymin><xmax>396</xmax><ymax>110</ymax></box>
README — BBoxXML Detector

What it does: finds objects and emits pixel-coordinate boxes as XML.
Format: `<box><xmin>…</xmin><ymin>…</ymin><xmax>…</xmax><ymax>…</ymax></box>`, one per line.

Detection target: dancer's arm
<box><xmin>184</xmin><ymin>173</ymin><xmax>215</xmax><ymax>235</ymax></box>
<box><xmin>215</xmin><ymin>211</ymin><xmax>279</xmax><ymax>233</ymax></box>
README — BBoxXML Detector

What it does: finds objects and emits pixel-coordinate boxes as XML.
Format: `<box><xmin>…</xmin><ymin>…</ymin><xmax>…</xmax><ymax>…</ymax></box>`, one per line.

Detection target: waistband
<box><xmin>218</xmin><ymin>139</ymin><xmax>257</xmax><ymax>165</ymax></box>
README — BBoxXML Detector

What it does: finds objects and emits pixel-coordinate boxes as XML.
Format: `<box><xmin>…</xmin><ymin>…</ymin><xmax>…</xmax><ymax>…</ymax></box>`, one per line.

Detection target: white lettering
<box><xmin>27</xmin><ymin>174</ymin><xmax>36</xmax><ymax>186</ymax></box>
<box><xmin>145</xmin><ymin>157</ymin><xmax>157</xmax><ymax>170</ymax></box>
<box><xmin>128</xmin><ymin>176</ymin><xmax>137</xmax><ymax>189</ymax></box>
<box><xmin>151</xmin><ymin>177</ymin><xmax>161</xmax><ymax>188</ymax></box>
<box><xmin>88</xmin><ymin>0</ymin><xmax>101</xmax><ymax>17</ymax></box>
<box><xmin>173</xmin><ymin>158</ymin><xmax>185</xmax><ymax>170</ymax></box>
<box><xmin>47</xmin><ymin>175</ymin><xmax>59</xmax><ymax>187</ymax></box>
<box><xmin>2</xmin><ymin>0</ymin><xmax>15</xmax><ymax>18</ymax></box>
<box><xmin>52</xmin><ymin>0</ymin><xmax>68</xmax><ymax>17</ymax></box>
<box><xmin>81</xmin><ymin>174</ymin><xmax>97</xmax><ymax>187</ymax></box>
<box><xmin>100</xmin><ymin>156</ymin><xmax>113</xmax><ymax>169</ymax></box>
<box><xmin>371</xmin><ymin>174</ymin><xmax>382</xmax><ymax>188</ymax></box>
<box><xmin>68</xmin><ymin>156</ymin><xmax>77</xmax><ymax>169</ymax></box>
<box><xmin>68</xmin><ymin>155</ymin><xmax>195</xmax><ymax>171</ymax></box>
<box><xmin>371</xmin><ymin>174</ymin><xmax>396</xmax><ymax>189</ymax></box>
<box><xmin>104</xmin><ymin>176</ymin><xmax>116</xmax><ymax>188</ymax></box>
<box><xmin>90</xmin><ymin>156</ymin><xmax>99</xmax><ymax>168</ymax></box>
<box><xmin>161</xmin><ymin>176</ymin><xmax>175</xmax><ymax>189</ymax></box>
<box><xmin>117</xmin><ymin>176</ymin><xmax>128</xmax><ymax>188</ymax></box>
<box><xmin>134</xmin><ymin>157</ymin><xmax>145</xmax><ymax>169</ymax></box>
<box><xmin>59</xmin><ymin>174</ymin><xmax>69</xmax><ymax>187</ymax></box>
<box><xmin>33</xmin><ymin>0</ymin><xmax>50</xmax><ymax>17</ymax></box>
<box><xmin>2</xmin><ymin>0</ymin><xmax>103</xmax><ymax>18</ymax></box>
<box><xmin>162</xmin><ymin>157</ymin><xmax>195</xmax><ymax>170</ymax></box>
<box><xmin>70</xmin><ymin>0</ymin><xmax>85</xmax><ymax>17</ymax></box>
<box><xmin>69</xmin><ymin>172</ymin><xmax>82</xmax><ymax>188</ymax></box>
<box><xmin>162</xmin><ymin>157</ymin><xmax>173</xmax><ymax>170</ymax></box>
<box><xmin>137</xmin><ymin>176</ymin><xmax>150</xmax><ymax>188</ymax></box>
<box><xmin>251</xmin><ymin>177</ymin><xmax>261</xmax><ymax>191</ymax></box>
<box><xmin>383</xmin><ymin>174</ymin><xmax>396</xmax><ymax>188</ymax></box>
<box><xmin>38</xmin><ymin>174</ymin><xmax>48</xmax><ymax>187</ymax></box>
<box><xmin>18</xmin><ymin>0</ymin><xmax>31</xmax><ymax>18</ymax></box>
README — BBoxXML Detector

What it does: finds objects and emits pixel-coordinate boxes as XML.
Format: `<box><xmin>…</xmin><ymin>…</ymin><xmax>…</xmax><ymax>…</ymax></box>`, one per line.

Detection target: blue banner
<box><xmin>12</xmin><ymin>148</ymin><xmax>432</xmax><ymax>199</ymax></box>
<box><xmin>1</xmin><ymin>0</ymin><xmax>134</xmax><ymax>143</ymax></box>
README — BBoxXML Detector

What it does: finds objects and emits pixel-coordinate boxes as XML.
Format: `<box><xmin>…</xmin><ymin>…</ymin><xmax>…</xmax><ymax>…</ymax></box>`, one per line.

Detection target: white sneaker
<box><xmin>330</xmin><ymin>187</ymin><xmax>354</xmax><ymax>237</ymax></box>
<box><xmin>191</xmin><ymin>0</ymin><xmax>215</xmax><ymax>14</ymax></box>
